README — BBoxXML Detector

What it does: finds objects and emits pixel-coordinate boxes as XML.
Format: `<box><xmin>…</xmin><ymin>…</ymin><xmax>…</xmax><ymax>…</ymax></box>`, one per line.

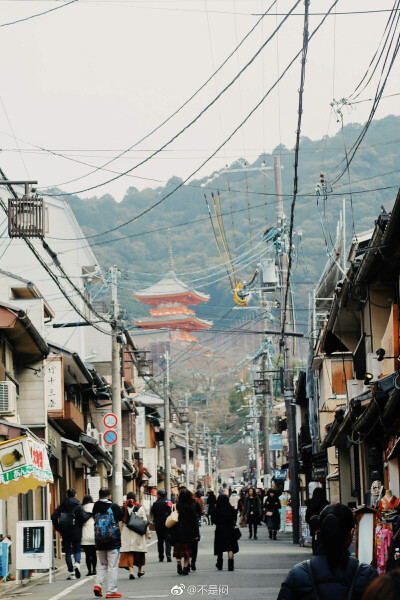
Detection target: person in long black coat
<box><xmin>213</xmin><ymin>494</ymin><xmax>239</xmax><ymax>572</ymax></box>
<box><xmin>243</xmin><ymin>487</ymin><xmax>262</xmax><ymax>539</ymax></box>
<box><xmin>169</xmin><ymin>489</ymin><xmax>199</xmax><ymax>576</ymax></box>
<box><xmin>264</xmin><ymin>488</ymin><xmax>281</xmax><ymax>540</ymax></box>
<box><xmin>206</xmin><ymin>491</ymin><xmax>217</xmax><ymax>525</ymax></box>
<box><xmin>305</xmin><ymin>487</ymin><xmax>329</xmax><ymax>550</ymax></box>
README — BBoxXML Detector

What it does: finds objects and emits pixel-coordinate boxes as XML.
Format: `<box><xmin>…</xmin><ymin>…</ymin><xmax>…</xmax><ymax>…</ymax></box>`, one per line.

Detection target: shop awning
<box><xmin>61</xmin><ymin>438</ymin><xmax>97</xmax><ymax>468</ymax></box>
<box><xmin>0</xmin><ymin>435</ymin><xmax>53</xmax><ymax>499</ymax></box>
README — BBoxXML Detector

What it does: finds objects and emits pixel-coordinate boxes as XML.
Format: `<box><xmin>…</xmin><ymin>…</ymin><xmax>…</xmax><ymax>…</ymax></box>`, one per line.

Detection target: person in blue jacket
<box><xmin>277</xmin><ymin>503</ymin><xmax>378</xmax><ymax>600</ymax></box>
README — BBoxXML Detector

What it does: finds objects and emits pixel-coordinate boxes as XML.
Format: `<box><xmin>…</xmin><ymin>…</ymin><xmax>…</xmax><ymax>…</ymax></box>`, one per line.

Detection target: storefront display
<box><xmin>375</xmin><ymin>523</ymin><xmax>393</xmax><ymax>575</ymax></box>
<box><xmin>379</xmin><ymin>490</ymin><xmax>399</xmax><ymax>515</ymax></box>
<box><xmin>364</xmin><ymin>480</ymin><xmax>384</xmax><ymax>509</ymax></box>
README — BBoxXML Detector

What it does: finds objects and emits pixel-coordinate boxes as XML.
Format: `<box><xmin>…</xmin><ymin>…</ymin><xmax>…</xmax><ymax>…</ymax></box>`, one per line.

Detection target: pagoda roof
<box><xmin>135</xmin><ymin>271</ymin><xmax>210</xmax><ymax>306</ymax></box>
<box><xmin>134</xmin><ymin>313</ymin><xmax>212</xmax><ymax>330</ymax></box>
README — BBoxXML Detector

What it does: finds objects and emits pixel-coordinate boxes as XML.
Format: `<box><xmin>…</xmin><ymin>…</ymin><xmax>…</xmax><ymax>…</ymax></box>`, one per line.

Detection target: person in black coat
<box><xmin>264</xmin><ymin>489</ymin><xmax>281</xmax><ymax>540</ymax></box>
<box><xmin>213</xmin><ymin>494</ymin><xmax>239</xmax><ymax>572</ymax></box>
<box><xmin>206</xmin><ymin>491</ymin><xmax>217</xmax><ymax>525</ymax></box>
<box><xmin>305</xmin><ymin>487</ymin><xmax>329</xmax><ymax>550</ymax></box>
<box><xmin>243</xmin><ymin>487</ymin><xmax>262</xmax><ymax>539</ymax></box>
<box><xmin>169</xmin><ymin>489</ymin><xmax>200</xmax><ymax>576</ymax></box>
<box><xmin>51</xmin><ymin>488</ymin><xmax>91</xmax><ymax>580</ymax></box>
<box><xmin>277</xmin><ymin>503</ymin><xmax>378</xmax><ymax>600</ymax></box>
<box><xmin>150</xmin><ymin>490</ymin><xmax>172</xmax><ymax>562</ymax></box>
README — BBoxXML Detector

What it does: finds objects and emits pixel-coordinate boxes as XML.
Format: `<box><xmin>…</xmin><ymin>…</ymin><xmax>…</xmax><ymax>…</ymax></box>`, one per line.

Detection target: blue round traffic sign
<box><xmin>103</xmin><ymin>429</ymin><xmax>118</xmax><ymax>446</ymax></box>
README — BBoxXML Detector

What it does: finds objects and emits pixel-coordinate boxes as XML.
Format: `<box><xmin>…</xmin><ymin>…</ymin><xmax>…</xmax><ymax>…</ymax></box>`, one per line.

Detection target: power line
<box><xmin>0</xmin><ymin>0</ymin><xmax>77</xmax><ymax>27</ymax></box>
<box><xmin>45</xmin><ymin>3</ymin><xmax>346</xmax><ymax>243</ymax></box>
<box><xmin>39</xmin><ymin>0</ymin><xmax>278</xmax><ymax>192</ymax></box>
<box><xmin>44</xmin><ymin>0</ymin><xmax>301</xmax><ymax>199</ymax></box>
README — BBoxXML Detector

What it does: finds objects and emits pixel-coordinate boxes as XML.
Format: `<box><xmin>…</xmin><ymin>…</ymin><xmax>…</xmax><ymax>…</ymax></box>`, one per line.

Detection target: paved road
<box><xmin>3</xmin><ymin>524</ymin><xmax>309</xmax><ymax>600</ymax></box>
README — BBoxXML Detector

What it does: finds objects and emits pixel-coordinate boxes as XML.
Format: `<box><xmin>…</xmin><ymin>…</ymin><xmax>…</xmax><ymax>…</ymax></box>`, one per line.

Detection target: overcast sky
<box><xmin>0</xmin><ymin>0</ymin><xmax>399</xmax><ymax>201</ymax></box>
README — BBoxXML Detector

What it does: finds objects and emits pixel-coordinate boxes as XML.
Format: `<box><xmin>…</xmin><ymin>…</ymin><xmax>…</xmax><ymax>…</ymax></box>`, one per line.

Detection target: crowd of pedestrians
<box><xmin>51</xmin><ymin>484</ymin><xmax>399</xmax><ymax>599</ymax></box>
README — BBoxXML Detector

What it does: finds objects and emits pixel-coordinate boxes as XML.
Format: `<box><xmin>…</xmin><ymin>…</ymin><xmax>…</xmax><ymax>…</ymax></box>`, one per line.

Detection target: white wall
<box><xmin>0</xmin><ymin>189</ymin><xmax>110</xmax><ymax>362</ymax></box>
<box><xmin>388</xmin><ymin>459</ymin><xmax>400</xmax><ymax>498</ymax></box>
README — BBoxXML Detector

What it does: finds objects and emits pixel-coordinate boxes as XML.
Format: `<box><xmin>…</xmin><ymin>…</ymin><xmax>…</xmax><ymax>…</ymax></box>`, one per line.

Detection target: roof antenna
<box><xmin>168</xmin><ymin>228</ymin><xmax>175</xmax><ymax>272</ymax></box>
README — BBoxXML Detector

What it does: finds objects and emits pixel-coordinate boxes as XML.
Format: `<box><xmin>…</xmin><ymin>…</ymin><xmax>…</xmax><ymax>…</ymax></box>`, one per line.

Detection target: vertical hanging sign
<box><xmin>136</xmin><ymin>406</ymin><xmax>146</xmax><ymax>448</ymax></box>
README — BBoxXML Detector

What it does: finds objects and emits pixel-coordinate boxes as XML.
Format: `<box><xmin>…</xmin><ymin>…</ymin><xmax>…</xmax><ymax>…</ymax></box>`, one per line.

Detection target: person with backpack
<box><xmin>93</xmin><ymin>487</ymin><xmax>124</xmax><ymax>599</ymax></box>
<box><xmin>277</xmin><ymin>503</ymin><xmax>379</xmax><ymax>600</ymax></box>
<box><xmin>51</xmin><ymin>488</ymin><xmax>91</xmax><ymax>580</ymax></box>
<box><xmin>119</xmin><ymin>492</ymin><xmax>149</xmax><ymax>579</ymax></box>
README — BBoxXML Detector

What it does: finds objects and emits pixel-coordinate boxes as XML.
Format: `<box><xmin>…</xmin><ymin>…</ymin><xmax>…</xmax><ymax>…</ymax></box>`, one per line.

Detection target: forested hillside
<box><xmin>61</xmin><ymin>114</ymin><xmax>400</xmax><ymax>324</ymax></box>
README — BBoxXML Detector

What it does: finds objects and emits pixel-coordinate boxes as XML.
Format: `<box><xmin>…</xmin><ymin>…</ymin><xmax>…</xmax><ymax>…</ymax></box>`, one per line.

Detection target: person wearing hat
<box><xmin>150</xmin><ymin>490</ymin><xmax>172</xmax><ymax>562</ymax></box>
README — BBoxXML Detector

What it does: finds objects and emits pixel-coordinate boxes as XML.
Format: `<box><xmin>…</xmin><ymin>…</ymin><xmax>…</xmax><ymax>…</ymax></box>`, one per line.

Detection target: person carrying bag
<box><xmin>166</xmin><ymin>504</ymin><xmax>179</xmax><ymax>528</ymax></box>
<box><xmin>119</xmin><ymin>493</ymin><xmax>149</xmax><ymax>580</ymax></box>
<box><xmin>127</xmin><ymin>505</ymin><xmax>148</xmax><ymax>536</ymax></box>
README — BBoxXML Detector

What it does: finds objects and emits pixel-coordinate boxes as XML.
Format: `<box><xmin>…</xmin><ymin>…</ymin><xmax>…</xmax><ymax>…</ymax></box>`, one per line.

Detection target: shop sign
<box><xmin>136</xmin><ymin>406</ymin><xmax>146</xmax><ymax>448</ymax></box>
<box><xmin>142</xmin><ymin>447</ymin><xmax>157</xmax><ymax>486</ymax></box>
<box><xmin>285</xmin><ymin>507</ymin><xmax>293</xmax><ymax>532</ymax></box>
<box><xmin>272</xmin><ymin>469</ymin><xmax>287</xmax><ymax>480</ymax></box>
<box><xmin>0</xmin><ymin>436</ymin><xmax>53</xmax><ymax>499</ymax></box>
<box><xmin>312</xmin><ymin>465</ymin><xmax>328</xmax><ymax>479</ymax></box>
<box><xmin>269</xmin><ymin>434</ymin><xmax>283</xmax><ymax>451</ymax></box>
<box><xmin>44</xmin><ymin>357</ymin><xmax>63</xmax><ymax>412</ymax></box>
<box><xmin>16</xmin><ymin>520</ymin><xmax>53</xmax><ymax>571</ymax></box>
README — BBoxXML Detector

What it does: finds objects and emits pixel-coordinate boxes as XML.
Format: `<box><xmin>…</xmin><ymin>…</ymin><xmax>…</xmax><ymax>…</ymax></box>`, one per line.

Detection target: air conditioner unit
<box><xmin>366</xmin><ymin>353</ymin><xmax>382</xmax><ymax>381</ymax></box>
<box><xmin>171</xmin><ymin>457</ymin><xmax>177</xmax><ymax>467</ymax></box>
<box><xmin>0</xmin><ymin>382</ymin><xmax>17</xmax><ymax>416</ymax></box>
<box><xmin>123</xmin><ymin>447</ymin><xmax>132</xmax><ymax>462</ymax></box>
<box><xmin>346</xmin><ymin>379</ymin><xmax>364</xmax><ymax>401</ymax></box>
<box><xmin>90</xmin><ymin>428</ymin><xmax>101</xmax><ymax>444</ymax></box>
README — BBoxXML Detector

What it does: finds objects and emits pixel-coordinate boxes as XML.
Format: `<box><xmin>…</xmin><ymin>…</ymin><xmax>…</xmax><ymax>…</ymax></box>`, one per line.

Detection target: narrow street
<box><xmin>2</xmin><ymin>525</ymin><xmax>309</xmax><ymax>600</ymax></box>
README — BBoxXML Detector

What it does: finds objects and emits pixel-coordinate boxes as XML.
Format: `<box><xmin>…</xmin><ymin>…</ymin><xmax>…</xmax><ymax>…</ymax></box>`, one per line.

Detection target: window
<box><xmin>331</xmin><ymin>359</ymin><xmax>353</xmax><ymax>396</ymax></box>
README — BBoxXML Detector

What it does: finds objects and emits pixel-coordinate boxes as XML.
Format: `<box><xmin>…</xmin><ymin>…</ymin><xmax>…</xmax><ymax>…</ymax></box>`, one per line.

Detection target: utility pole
<box><xmin>164</xmin><ymin>350</ymin><xmax>171</xmax><ymax>499</ymax></box>
<box><xmin>185</xmin><ymin>421</ymin><xmax>190</xmax><ymax>489</ymax></box>
<box><xmin>274</xmin><ymin>150</ymin><xmax>301</xmax><ymax>544</ymax></box>
<box><xmin>214</xmin><ymin>435</ymin><xmax>220</xmax><ymax>492</ymax></box>
<box><xmin>253</xmin><ymin>399</ymin><xmax>261</xmax><ymax>485</ymax></box>
<box><xmin>110</xmin><ymin>266</ymin><xmax>123</xmax><ymax>506</ymax></box>
<box><xmin>261</xmin><ymin>351</ymin><xmax>271</xmax><ymax>479</ymax></box>
<box><xmin>193</xmin><ymin>410</ymin><xmax>198</xmax><ymax>490</ymax></box>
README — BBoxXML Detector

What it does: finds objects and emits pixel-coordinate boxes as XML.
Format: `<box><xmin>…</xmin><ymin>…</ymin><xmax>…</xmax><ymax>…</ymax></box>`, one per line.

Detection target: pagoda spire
<box><xmin>168</xmin><ymin>228</ymin><xmax>175</xmax><ymax>272</ymax></box>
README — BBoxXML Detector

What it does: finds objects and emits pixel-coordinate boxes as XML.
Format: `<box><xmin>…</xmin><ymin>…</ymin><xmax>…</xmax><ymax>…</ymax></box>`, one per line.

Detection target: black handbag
<box><xmin>234</xmin><ymin>527</ymin><xmax>242</xmax><ymax>540</ymax></box>
<box><xmin>127</xmin><ymin>507</ymin><xmax>148</xmax><ymax>536</ymax></box>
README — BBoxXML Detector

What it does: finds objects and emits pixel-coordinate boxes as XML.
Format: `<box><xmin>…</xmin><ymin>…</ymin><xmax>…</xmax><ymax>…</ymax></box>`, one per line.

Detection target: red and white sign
<box><xmin>103</xmin><ymin>413</ymin><xmax>118</xmax><ymax>429</ymax></box>
<box><xmin>103</xmin><ymin>430</ymin><xmax>118</xmax><ymax>446</ymax></box>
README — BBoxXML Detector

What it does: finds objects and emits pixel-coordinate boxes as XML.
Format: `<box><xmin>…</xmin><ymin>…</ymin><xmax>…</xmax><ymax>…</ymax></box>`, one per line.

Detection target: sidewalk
<box><xmin>0</xmin><ymin>559</ymin><xmax>66</xmax><ymax>599</ymax></box>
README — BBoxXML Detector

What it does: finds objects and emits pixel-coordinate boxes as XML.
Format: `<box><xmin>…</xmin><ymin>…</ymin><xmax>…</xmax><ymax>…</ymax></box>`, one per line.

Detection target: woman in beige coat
<box><xmin>119</xmin><ymin>492</ymin><xmax>148</xmax><ymax>579</ymax></box>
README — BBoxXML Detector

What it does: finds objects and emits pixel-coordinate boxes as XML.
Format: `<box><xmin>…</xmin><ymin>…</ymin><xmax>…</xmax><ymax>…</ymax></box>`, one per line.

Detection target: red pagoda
<box><xmin>134</xmin><ymin>266</ymin><xmax>212</xmax><ymax>343</ymax></box>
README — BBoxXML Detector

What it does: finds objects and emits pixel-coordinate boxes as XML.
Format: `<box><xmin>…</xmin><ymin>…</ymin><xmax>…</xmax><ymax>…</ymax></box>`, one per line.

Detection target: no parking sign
<box><xmin>103</xmin><ymin>430</ymin><xmax>118</xmax><ymax>446</ymax></box>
